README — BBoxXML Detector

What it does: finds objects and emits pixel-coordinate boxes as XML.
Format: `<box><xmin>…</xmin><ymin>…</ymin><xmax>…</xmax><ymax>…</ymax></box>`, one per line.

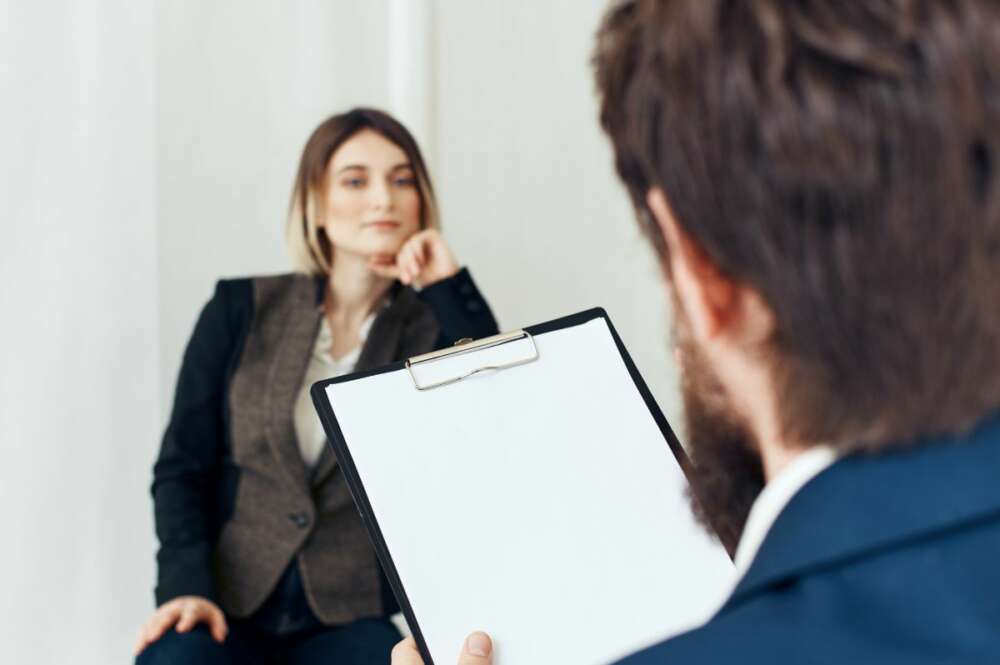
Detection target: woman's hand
<box><xmin>133</xmin><ymin>595</ymin><xmax>228</xmax><ymax>655</ymax></box>
<box><xmin>369</xmin><ymin>228</ymin><xmax>460</xmax><ymax>288</ymax></box>
<box><xmin>391</xmin><ymin>632</ymin><xmax>493</xmax><ymax>665</ymax></box>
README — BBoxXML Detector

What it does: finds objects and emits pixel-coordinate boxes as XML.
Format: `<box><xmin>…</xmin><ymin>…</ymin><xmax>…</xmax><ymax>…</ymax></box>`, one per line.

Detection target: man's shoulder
<box><xmin>616</xmin><ymin>510</ymin><xmax>1000</xmax><ymax>664</ymax></box>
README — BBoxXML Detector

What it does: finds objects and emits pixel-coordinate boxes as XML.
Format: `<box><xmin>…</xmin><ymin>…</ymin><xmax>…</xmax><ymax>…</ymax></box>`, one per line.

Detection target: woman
<box><xmin>135</xmin><ymin>108</ymin><xmax>499</xmax><ymax>664</ymax></box>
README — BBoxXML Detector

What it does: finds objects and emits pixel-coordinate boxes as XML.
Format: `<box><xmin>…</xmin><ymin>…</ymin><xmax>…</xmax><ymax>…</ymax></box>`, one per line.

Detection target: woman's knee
<box><xmin>134</xmin><ymin>626</ymin><xmax>231</xmax><ymax>665</ymax></box>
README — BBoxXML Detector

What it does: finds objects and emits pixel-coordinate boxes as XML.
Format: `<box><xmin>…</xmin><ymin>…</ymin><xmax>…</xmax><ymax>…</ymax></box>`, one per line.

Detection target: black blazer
<box><xmin>151</xmin><ymin>268</ymin><xmax>498</xmax><ymax>623</ymax></box>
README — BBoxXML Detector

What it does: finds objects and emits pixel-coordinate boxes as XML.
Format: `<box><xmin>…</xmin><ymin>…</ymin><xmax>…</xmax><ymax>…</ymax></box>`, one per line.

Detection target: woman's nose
<box><xmin>369</xmin><ymin>181</ymin><xmax>393</xmax><ymax>211</ymax></box>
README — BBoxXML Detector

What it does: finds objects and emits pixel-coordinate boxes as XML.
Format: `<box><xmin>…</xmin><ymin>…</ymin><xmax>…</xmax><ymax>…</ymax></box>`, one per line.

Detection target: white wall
<box><xmin>156</xmin><ymin>0</ymin><xmax>394</xmax><ymax>409</ymax></box>
<box><xmin>431</xmin><ymin>0</ymin><xmax>680</xmax><ymax>425</ymax></box>
<box><xmin>0</xmin><ymin>1</ymin><xmax>157</xmax><ymax>662</ymax></box>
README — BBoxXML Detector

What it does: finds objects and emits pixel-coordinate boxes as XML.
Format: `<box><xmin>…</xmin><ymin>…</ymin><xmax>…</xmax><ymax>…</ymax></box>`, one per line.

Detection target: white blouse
<box><xmin>292</xmin><ymin>311</ymin><xmax>378</xmax><ymax>468</ymax></box>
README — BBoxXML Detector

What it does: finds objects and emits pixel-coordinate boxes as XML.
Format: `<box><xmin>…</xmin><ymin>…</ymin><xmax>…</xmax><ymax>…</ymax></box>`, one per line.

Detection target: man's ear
<box><xmin>646</xmin><ymin>188</ymin><xmax>773</xmax><ymax>345</ymax></box>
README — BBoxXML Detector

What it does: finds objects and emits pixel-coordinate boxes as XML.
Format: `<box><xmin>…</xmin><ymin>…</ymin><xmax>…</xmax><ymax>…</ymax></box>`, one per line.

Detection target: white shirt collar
<box><xmin>733</xmin><ymin>446</ymin><xmax>838</xmax><ymax>577</ymax></box>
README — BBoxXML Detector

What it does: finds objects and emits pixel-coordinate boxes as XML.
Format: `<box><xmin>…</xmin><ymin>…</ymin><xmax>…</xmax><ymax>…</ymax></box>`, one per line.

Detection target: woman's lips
<box><xmin>365</xmin><ymin>220</ymin><xmax>401</xmax><ymax>231</ymax></box>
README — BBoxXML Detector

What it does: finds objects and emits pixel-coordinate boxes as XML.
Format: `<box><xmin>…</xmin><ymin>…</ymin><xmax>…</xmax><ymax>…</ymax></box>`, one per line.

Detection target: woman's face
<box><xmin>321</xmin><ymin>128</ymin><xmax>422</xmax><ymax>261</ymax></box>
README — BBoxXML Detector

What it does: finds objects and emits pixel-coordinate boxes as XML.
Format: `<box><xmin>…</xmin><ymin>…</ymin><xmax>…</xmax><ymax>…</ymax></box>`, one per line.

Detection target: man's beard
<box><xmin>674</xmin><ymin>308</ymin><xmax>766</xmax><ymax>555</ymax></box>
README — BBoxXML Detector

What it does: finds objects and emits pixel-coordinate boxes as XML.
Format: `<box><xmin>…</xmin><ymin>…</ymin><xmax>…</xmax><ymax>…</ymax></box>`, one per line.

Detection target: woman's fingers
<box><xmin>396</xmin><ymin>246</ymin><xmax>412</xmax><ymax>284</ymax></box>
<box><xmin>395</xmin><ymin>239</ymin><xmax>422</xmax><ymax>285</ymax></box>
<box><xmin>175</xmin><ymin>599</ymin><xmax>227</xmax><ymax>641</ymax></box>
<box><xmin>134</xmin><ymin>602</ymin><xmax>180</xmax><ymax>655</ymax></box>
<box><xmin>134</xmin><ymin>632</ymin><xmax>153</xmax><ymax>656</ymax></box>
<box><xmin>133</xmin><ymin>597</ymin><xmax>228</xmax><ymax>655</ymax></box>
<box><xmin>206</xmin><ymin>604</ymin><xmax>229</xmax><ymax>643</ymax></box>
<box><xmin>174</xmin><ymin>604</ymin><xmax>197</xmax><ymax>633</ymax></box>
<box><xmin>134</xmin><ymin>618</ymin><xmax>158</xmax><ymax>656</ymax></box>
<box><xmin>149</xmin><ymin>603</ymin><xmax>180</xmax><ymax>639</ymax></box>
<box><xmin>419</xmin><ymin>232</ymin><xmax>436</xmax><ymax>262</ymax></box>
<box><xmin>403</xmin><ymin>244</ymin><xmax>425</xmax><ymax>284</ymax></box>
<box><xmin>408</xmin><ymin>228</ymin><xmax>459</xmax><ymax>286</ymax></box>
<box><xmin>367</xmin><ymin>232</ymin><xmax>439</xmax><ymax>285</ymax></box>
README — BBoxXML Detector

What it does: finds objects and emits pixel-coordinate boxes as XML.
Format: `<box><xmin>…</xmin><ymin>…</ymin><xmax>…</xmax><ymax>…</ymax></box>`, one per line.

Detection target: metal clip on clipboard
<box><xmin>405</xmin><ymin>330</ymin><xmax>540</xmax><ymax>391</ymax></box>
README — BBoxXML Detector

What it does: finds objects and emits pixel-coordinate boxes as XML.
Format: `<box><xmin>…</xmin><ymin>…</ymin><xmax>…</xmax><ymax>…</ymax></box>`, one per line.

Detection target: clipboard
<box><xmin>311</xmin><ymin>308</ymin><xmax>734</xmax><ymax>665</ymax></box>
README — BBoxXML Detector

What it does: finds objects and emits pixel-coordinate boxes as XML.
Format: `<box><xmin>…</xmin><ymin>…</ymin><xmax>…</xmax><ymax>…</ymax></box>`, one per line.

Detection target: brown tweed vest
<box><xmin>214</xmin><ymin>273</ymin><xmax>438</xmax><ymax>624</ymax></box>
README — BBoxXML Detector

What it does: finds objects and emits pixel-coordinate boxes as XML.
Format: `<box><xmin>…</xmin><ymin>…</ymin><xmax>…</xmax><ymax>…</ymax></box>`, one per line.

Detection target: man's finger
<box><xmin>391</xmin><ymin>637</ymin><xmax>425</xmax><ymax>665</ymax></box>
<box><xmin>458</xmin><ymin>632</ymin><xmax>493</xmax><ymax>665</ymax></box>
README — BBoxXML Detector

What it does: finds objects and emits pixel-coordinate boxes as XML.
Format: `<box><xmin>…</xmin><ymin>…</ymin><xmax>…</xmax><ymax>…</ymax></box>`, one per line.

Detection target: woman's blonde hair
<box><xmin>286</xmin><ymin>107</ymin><xmax>441</xmax><ymax>276</ymax></box>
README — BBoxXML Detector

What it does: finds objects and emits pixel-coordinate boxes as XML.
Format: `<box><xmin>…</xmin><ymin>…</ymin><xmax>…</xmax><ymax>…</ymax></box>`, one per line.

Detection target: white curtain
<box><xmin>0</xmin><ymin>1</ymin><xmax>158</xmax><ymax>663</ymax></box>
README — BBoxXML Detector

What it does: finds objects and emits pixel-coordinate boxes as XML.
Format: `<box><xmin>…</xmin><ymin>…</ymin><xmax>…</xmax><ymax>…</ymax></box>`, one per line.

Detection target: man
<box><xmin>395</xmin><ymin>0</ymin><xmax>1000</xmax><ymax>662</ymax></box>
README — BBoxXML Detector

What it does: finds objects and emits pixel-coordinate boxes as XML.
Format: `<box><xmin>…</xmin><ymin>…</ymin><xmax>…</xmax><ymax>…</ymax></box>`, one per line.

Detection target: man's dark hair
<box><xmin>593</xmin><ymin>0</ymin><xmax>1000</xmax><ymax>451</ymax></box>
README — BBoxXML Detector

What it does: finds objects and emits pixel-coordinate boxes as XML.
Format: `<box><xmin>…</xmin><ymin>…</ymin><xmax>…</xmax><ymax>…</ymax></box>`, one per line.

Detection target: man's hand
<box><xmin>391</xmin><ymin>632</ymin><xmax>493</xmax><ymax>665</ymax></box>
<box><xmin>368</xmin><ymin>228</ymin><xmax>460</xmax><ymax>288</ymax></box>
<box><xmin>133</xmin><ymin>595</ymin><xmax>228</xmax><ymax>655</ymax></box>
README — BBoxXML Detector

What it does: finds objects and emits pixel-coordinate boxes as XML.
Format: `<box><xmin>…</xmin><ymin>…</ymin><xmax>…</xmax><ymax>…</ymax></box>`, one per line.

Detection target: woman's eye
<box><xmin>394</xmin><ymin>177</ymin><xmax>416</xmax><ymax>187</ymax></box>
<box><xmin>343</xmin><ymin>178</ymin><xmax>366</xmax><ymax>188</ymax></box>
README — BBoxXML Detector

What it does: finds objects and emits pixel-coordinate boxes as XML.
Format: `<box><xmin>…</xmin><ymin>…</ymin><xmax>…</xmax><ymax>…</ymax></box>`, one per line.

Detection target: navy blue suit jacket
<box><xmin>619</xmin><ymin>414</ymin><xmax>1000</xmax><ymax>664</ymax></box>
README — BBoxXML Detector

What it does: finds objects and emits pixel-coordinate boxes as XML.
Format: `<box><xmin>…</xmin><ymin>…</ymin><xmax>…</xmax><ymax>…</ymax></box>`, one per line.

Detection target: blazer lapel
<box><xmin>310</xmin><ymin>285</ymin><xmax>433</xmax><ymax>486</ymax></box>
<box><xmin>266</xmin><ymin>277</ymin><xmax>323</xmax><ymax>492</ymax></box>
<box><xmin>721</xmin><ymin>412</ymin><xmax>1000</xmax><ymax>613</ymax></box>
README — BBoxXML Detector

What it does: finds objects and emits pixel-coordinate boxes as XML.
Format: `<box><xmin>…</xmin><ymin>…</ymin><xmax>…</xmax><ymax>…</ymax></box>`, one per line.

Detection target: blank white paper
<box><xmin>324</xmin><ymin>317</ymin><xmax>735</xmax><ymax>664</ymax></box>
